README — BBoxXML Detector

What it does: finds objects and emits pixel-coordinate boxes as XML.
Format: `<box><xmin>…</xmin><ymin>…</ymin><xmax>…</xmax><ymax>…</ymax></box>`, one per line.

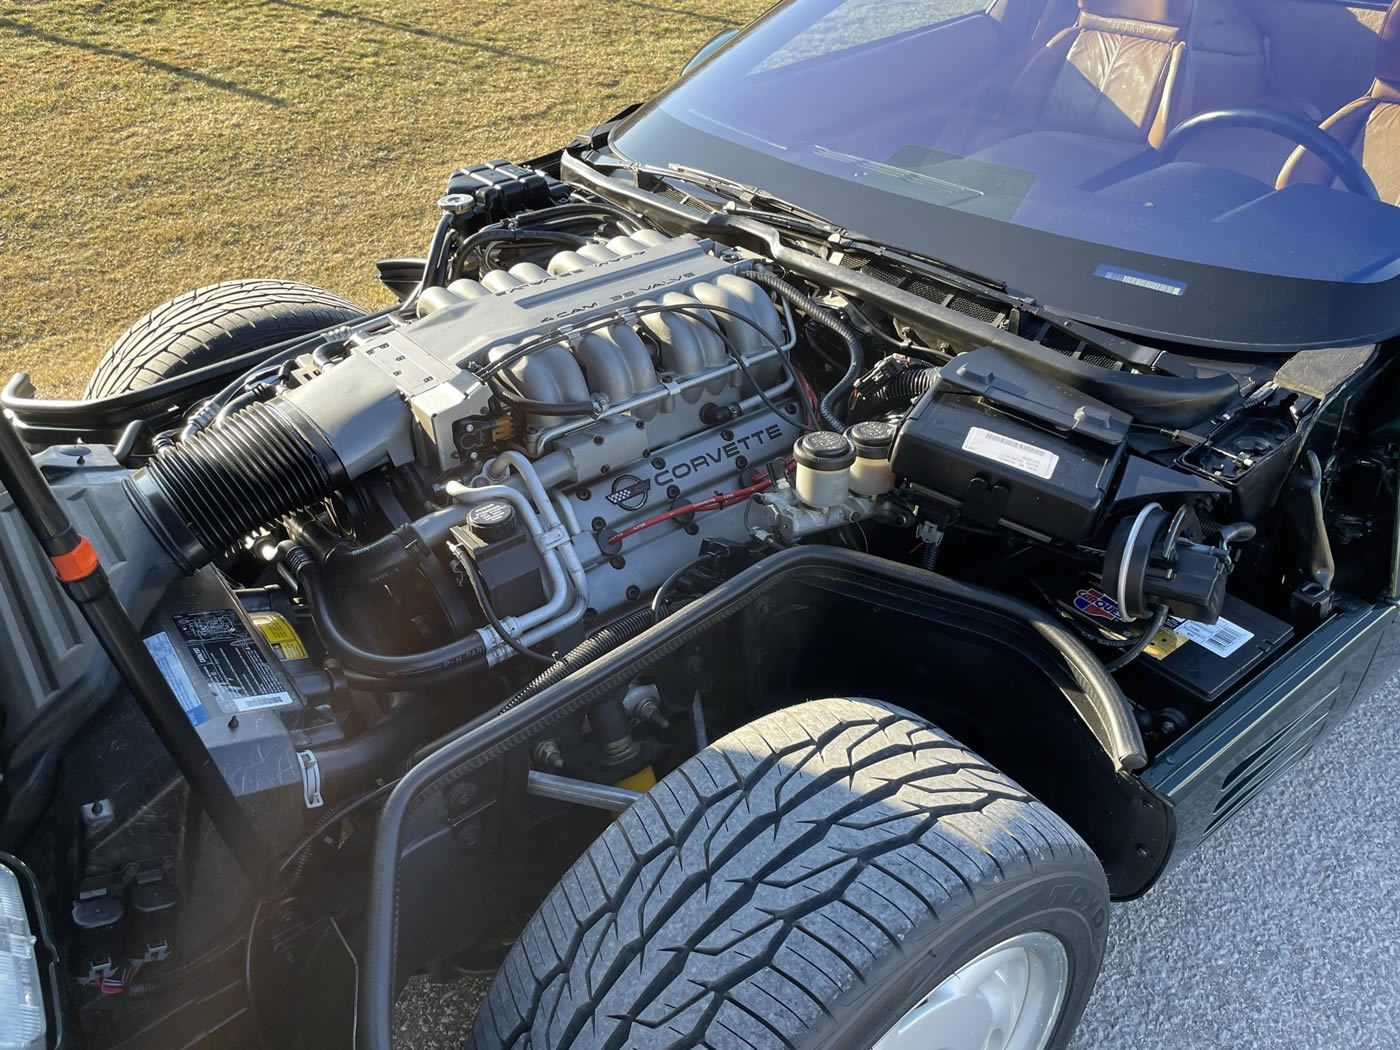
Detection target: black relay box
<box><xmin>890</xmin><ymin>347</ymin><xmax>1131</xmax><ymax>541</ymax></box>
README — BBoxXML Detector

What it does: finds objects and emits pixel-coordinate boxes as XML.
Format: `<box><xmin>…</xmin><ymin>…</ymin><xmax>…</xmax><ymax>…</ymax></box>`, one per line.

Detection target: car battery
<box><xmin>1062</xmin><ymin>580</ymin><xmax>1294</xmax><ymax>704</ymax></box>
<box><xmin>1132</xmin><ymin>594</ymin><xmax>1294</xmax><ymax>703</ymax></box>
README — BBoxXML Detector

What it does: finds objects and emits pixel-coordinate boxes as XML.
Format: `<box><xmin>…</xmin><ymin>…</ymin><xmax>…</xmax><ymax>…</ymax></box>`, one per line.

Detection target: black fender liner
<box><xmin>357</xmin><ymin>547</ymin><xmax>1151</xmax><ymax>1049</ymax></box>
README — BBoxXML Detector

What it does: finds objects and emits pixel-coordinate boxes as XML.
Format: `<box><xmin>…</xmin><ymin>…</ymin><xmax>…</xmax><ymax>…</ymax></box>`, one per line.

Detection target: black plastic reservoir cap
<box><xmin>847</xmin><ymin>420</ymin><xmax>895</xmax><ymax>458</ymax></box>
<box><xmin>794</xmin><ymin>431</ymin><xmax>856</xmax><ymax>472</ymax></box>
<box><xmin>466</xmin><ymin>499</ymin><xmax>516</xmax><ymax>542</ymax></box>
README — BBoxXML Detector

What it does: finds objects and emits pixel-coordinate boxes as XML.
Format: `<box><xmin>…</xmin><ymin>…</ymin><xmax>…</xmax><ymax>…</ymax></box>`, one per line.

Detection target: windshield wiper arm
<box><xmin>605</xmin><ymin>157</ymin><xmax>834</xmax><ymax>226</ymax></box>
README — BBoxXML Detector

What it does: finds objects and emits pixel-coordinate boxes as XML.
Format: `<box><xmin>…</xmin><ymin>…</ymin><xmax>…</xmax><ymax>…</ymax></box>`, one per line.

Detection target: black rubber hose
<box><xmin>1104</xmin><ymin>605</ymin><xmax>1169</xmax><ymax>672</ymax></box>
<box><xmin>286</xmin><ymin>516</ymin><xmax>445</xmax><ymax>583</ymax></box>
<box><xmin>747</xmin><ymin>269</ymin><xmax>863</xmax><ymax>431</ymax></box>
<box><xmin>400</xmin><ymin>213</ymin><xmax>455</xmax><ymax>314</ymax></box>
<box><xmin>488</xmin><ymin>382</ymin><xmax>595</xmax><ymax>417</ymax></box>
<box><xmin>511</xmin><ymin>200</ymin><xmax>644</xmax><ymax>230</ymax></box>
<box><xmin>853</xmin><ymin>365</ymin><xmax>938</xmax><ymax>420</ymax></box>
<box><xmin>309</xmin><ymin>702</ymin><xmax>433</xmax><ymax>802</ymax></box>
<box><xmin>127</xmin><ymin>399</ymin><xmax>343</xmax><ymax>572</ymax></box>
<box><xmin>291</xmin><ymin>549</ymin><xmax>489</xmax><ymax>684</ymax></box>
<box><xmin>112</xmin><ymin>419</ymin><xmax>146</xmax><ymax>465</ymax></box>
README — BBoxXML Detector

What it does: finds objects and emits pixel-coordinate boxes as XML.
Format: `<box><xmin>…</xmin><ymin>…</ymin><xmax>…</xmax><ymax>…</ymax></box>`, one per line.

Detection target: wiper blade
<box><xmin>615</xmin><ymin>158</ymin><xmax>834</xmax><ymax>226</ymax></box>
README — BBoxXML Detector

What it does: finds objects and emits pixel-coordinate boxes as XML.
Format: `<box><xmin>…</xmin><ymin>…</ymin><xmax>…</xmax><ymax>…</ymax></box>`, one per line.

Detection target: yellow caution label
<box><xmin>615</xmin><ymin>766</ymin><xmax>657</xmax><ymax>794</ymax></box>
<box><xmin>1144</xmin><ymin>628</ymin><xmax>1189</xmax><ymax>660</ymax></box>
<box><xmin>250</xmin><ymin>612</ymin><xmax>308</xmax><ymax>661</ymax></box>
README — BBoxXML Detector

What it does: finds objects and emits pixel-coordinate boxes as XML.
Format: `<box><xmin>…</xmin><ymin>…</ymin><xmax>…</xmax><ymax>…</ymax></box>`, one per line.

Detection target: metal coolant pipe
<box><xmin>442</xmin><ymin>478</ymin><xmax>583</xmax><ymax>659</ymax></box>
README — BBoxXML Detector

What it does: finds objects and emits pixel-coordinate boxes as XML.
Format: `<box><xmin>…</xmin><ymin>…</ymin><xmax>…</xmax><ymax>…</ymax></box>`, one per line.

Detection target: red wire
<box><xmin>96</xmin><ymin>960</ymin><xmax>142</xmax><ymax>995</ymax></box>
<box><xmin>610</xmin><ymin>458</ymin><xmax>794</xmax><ymax>544</ymax></box>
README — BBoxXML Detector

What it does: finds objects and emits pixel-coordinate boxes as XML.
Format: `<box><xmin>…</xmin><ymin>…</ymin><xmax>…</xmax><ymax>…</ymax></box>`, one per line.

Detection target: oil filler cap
<box><xmin>466</xmin><ymin>500</ymin><xmax>516</xmax><ymax>543</ymax></box>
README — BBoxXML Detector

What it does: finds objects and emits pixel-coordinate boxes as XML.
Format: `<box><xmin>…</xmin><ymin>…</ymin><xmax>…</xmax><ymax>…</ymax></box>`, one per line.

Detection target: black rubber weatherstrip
<box><xmin>358</xmin><ymin>545</ymin><xmax>1144</xmax><ymax>1049</ymax></box>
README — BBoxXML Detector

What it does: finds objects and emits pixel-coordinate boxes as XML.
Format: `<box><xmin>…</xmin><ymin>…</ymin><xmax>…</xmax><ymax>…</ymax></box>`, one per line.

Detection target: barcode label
<box><xmin>1093</xmin><ymin>264</ymin><xmax>1187</xmax><ymax>296</ymax></box>
<box><xmin>1168</xmin><ymin>615</ymin><xmax>1253</xmax><ymax>658</ymax></box>
<box><xmin>231</xmin><ymin>692</ymin><xmax>295</xmax><ymax>712</ymax></box>
<box><xmin>961</xmin><ymin>426</ymin><xmax>1059</xmax><ymax>480</ymax></box>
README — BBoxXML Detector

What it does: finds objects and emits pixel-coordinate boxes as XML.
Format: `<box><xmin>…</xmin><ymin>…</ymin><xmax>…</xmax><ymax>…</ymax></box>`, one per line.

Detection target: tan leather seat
<box><xmin>936</xmin><ymin>0</ymin><xmax>1265</xmax><ymax>155</ymax></box>
<box><xmin>1008</xmin><ymin>0</ymin><xmax>1192</xmax><ymax>146</ymax></box>
<box><xmin>1277</xmin><ymin>0</ymin><xmax>1400</xmax><ymax>204</ymax></box>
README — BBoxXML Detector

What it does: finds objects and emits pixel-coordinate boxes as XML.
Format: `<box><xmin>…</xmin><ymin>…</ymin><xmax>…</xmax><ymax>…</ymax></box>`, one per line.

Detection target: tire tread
<box><xmin>468</xmin><ymin>698</ymin><xmax>1104</xmax><ymax>1050</ymax></box>
<box><xmin>84</xmin><ymin>279</ymin><xmax>363</xmax><ymax>399</ymax></box>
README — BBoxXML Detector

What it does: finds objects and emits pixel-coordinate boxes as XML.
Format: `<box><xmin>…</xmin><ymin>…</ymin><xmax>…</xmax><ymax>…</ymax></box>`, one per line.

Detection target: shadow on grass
<box><xmin>614</xmin><ymin>0</ymin><xmax>736</xmax><ymax>26</ymax></box>
<box><xmin>267</xmin><ymin>0</ymin><xmax>551</xmax><ymax>65</ymax></box>
<box><xmin>0</xmin><ymin>17</ymin><xmax>287</xmax><ymax>106</ymax></box>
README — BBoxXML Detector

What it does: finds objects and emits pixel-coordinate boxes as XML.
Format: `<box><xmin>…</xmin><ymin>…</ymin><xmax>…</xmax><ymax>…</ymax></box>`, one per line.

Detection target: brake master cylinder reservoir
<box><xmin>794</xmin><ymin>431</ymin><xmax>856</xmax><ymax>508</ymax></box>
<box><xmin>847</xmin><ymin>420</ymin><xmax>896</xmax><ymax>497</ymax></box>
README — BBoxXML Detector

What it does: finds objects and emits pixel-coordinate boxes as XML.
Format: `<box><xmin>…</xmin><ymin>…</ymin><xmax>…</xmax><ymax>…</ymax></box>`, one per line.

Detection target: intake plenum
<box><xmin>126</xmin><ymin>399</ymin><xmax>345</xmax><ymax>572</ymax></box>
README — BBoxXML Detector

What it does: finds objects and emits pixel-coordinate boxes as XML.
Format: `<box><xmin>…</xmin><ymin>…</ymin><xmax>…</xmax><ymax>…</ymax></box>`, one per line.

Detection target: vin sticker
<box><xmin>1167</xmin><ymin>615</ymin><xmax>1253</xmax><ymax>658</ymax></box>
<box><xmin>1093</xmin><ymin>264</ymin><xmax>1186</xmax><ymax>296</ymax></box>
<box><xmin>144</xmin><ymin>632</ymin><xmax>209</xmax><ymax>727</ymax></box>
<box><xmin>962</xmin><ymin>426</ymin><xmax>1059</xmax><ymax>480</ymax></box>
<box><xmin>172</xmin><ymin>610</ymin><xmax>294</xmax><ymax>715</ymax></box>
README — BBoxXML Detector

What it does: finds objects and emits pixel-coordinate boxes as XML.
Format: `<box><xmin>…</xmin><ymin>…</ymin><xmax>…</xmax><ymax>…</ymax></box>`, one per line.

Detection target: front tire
<box><xmin>85</xmin><ymin>278</ymin><xmax>364</xmax><ymax>398</ymax></box>
<box><xmin>469</xmin><ymin>698</ymin><xmax>1108</xmax><ymax>1050</ymax></box>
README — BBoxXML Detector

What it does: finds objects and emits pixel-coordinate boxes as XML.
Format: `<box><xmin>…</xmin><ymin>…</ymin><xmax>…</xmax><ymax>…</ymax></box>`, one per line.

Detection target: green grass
<box><xmin>0</xmin><ymin>0</ymin><xmax>766</xmax><ymax>396</ymax></box>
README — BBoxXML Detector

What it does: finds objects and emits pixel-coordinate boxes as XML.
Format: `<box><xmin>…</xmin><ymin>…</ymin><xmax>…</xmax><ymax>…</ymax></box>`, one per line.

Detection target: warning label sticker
<box><xmin>962</xmin><ymin>426</ymin><xmax>1060</xmax><ymax>480</ymax></box>
<box><xmin>1069</xmin><ymin>587</ymin><xmax>1255</xmax><ymax>660</ymax></box>
<box><xmin>1168</xmin><ymin>615</ymin><xmax>1253</xmax><ymax>658</ymax></box>
<box><xmin>144</xmin><ymin>632</ymin><xmax>208</xmax><ymax>727</ymax></box>
<box><xmin>171</xmin><ymin>610</ymin><xmax>294</xmax><ymax>715</ymax></box>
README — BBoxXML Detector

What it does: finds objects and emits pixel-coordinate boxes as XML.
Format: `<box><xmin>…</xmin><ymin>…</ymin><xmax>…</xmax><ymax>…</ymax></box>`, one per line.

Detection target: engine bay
<box><xmin>1</xmin><ymin>158</ymin><xmax>1395</xmax><ymax>1046</ymax></box>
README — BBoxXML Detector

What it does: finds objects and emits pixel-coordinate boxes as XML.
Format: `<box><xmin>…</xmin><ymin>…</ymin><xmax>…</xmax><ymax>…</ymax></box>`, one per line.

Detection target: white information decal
<box><xmin>1167</xmin><ymin>615</ymin><xmax>1253</xmax><ymax>658</ymax></box>
<box><xmin>961</xmin><ymin>426</ymin><xmax>1059</xmax><ymax>480</ymax></box>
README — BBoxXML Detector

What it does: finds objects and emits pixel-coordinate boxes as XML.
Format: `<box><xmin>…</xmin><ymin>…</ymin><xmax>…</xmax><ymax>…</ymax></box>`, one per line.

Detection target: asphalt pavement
<box><xmin>395</xmin><ymin>671</ymin><xmax>1400</xmax><ymax>1049</ymax></box>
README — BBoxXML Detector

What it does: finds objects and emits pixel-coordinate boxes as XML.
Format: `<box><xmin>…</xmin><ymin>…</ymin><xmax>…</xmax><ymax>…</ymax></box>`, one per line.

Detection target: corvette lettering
<box><xmin>653</xmin><ymin>424</ymin><xmax>785</xmax><ymax>485</ymax></box>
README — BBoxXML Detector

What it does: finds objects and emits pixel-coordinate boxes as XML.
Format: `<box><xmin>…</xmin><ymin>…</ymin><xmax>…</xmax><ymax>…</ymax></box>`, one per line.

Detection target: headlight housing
<box><xmin>0</xmin><ymin>853</ymin><xmax>55</xmax><ymax>1050</ymax></box>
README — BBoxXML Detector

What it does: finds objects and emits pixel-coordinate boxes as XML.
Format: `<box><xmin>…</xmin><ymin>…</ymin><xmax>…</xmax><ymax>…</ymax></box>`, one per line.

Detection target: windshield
<box><xmin>614</xmin><ymin>0</ymin><xmax>1400</xmax><ymax>349</ymax></box>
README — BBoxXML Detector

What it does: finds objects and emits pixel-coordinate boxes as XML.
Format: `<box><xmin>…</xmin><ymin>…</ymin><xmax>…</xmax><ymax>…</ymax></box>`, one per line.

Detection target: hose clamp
<box><xmin>296</xmin><ymin>750</ymin><xmax>325</xmax><ymax>809</ymax></box>
<box><xmin>538</xmin><ymin>525</ymin><xmax>571</xmax><ymax>552</ymax></box>
<box><xmin>477</xmin><ymin>625</ymin><xmax>515</xmax><ymax>667</ymax></box>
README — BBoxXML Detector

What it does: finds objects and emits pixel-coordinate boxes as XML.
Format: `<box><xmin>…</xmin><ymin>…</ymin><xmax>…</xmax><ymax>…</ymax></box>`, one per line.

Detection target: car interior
<box><xmin>696</xmin><ymin>0</ymin><xmax>1400</xmax><ymax>283</ymax></box>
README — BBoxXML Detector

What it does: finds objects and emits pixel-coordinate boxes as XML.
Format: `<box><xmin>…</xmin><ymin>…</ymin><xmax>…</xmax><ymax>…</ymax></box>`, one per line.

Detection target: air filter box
<box><xmin>890</xmin><ymin>348</ymin><xmax>1131</xmax><ymax>541</ymax></box>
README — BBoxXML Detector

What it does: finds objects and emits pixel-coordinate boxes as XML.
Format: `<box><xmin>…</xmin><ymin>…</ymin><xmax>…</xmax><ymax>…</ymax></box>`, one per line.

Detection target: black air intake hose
<box><xmin>126</xmin><ymin>400</ymin><xmax>344</xmax><ymax>572</ymax></box>
<box><xmin>748</xmin><ymin>269</ymin><xmax>863</xmax><ymax>431</ymax></box>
